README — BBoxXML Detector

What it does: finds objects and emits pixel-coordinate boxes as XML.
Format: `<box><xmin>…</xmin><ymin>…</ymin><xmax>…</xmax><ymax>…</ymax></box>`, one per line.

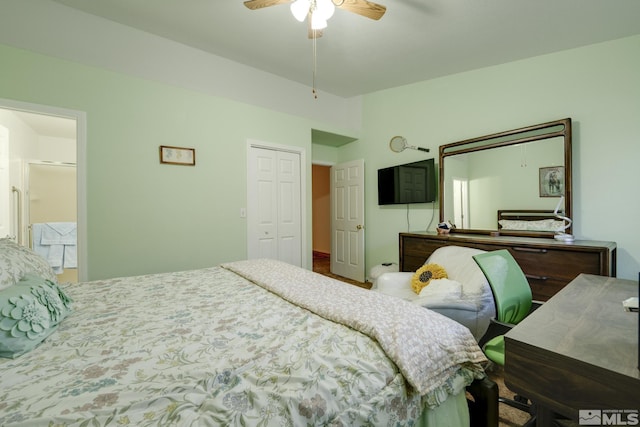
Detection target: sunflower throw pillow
<box><xmin>411</xmin><ymin>263</ymin><xmax>448</xmax><ymax>294</ymax></box>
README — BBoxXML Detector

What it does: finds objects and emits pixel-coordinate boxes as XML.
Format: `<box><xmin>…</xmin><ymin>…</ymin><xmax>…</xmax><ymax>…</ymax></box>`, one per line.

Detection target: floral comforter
<box><xmin>0</xmin><ymin>260</ymin><xmax>486</xmax><ymax>426</ymax></box>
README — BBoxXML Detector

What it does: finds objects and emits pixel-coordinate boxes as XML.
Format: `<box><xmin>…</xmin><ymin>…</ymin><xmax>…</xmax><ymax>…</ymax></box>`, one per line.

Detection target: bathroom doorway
<box><xmin>0</xmin><ymin>100</ymin><xmax>86</xmax><ymax>281</ymax></box>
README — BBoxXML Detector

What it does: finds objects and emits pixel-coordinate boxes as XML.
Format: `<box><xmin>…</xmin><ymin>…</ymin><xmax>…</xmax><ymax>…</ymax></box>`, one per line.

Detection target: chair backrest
<box><xmin>472</xmin><ymin>249</ymin><xmax>532</xmax><ymax>325</ymax></box>
<box><xmin>426</xmin><ymin>245</ymin><xmax>488</xmax><ymax>292</ymax></box>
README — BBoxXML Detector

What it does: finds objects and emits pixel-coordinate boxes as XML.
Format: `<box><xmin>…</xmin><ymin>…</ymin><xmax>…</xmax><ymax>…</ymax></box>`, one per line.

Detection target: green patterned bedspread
<box><xmin>0</xmin><ymin>261</ymin><xmax>486</xmax><ymax>426</ymax></box>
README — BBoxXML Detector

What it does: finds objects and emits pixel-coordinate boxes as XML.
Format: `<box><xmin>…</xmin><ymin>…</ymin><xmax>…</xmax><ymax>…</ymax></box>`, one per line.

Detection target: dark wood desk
<box><xmin>504</xmin><ymin>274</ymin><xmax>639</xmax><ymax>425</ymax></box>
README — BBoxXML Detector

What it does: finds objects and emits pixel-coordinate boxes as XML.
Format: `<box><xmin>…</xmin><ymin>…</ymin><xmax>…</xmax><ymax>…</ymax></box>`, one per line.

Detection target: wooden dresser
<box><xmin>399</xmin><ymin>232</ymin><xmax>617</xmax><ymax>301</ymax></box>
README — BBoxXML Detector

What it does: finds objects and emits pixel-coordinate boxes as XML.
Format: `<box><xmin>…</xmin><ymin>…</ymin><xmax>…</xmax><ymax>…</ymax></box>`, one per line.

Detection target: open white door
<box><xmin>452</xmin><ymin>178</ymin><xmax>469</xmax><ymax>228</ymax></box>
<box><xmin>331</xmin><ymin>159</ymin><xmax>365</xmax><ymax>282</ymax></box>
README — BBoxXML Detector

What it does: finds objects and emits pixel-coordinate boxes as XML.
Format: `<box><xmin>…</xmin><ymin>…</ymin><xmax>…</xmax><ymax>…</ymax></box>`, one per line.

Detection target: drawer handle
<box><xmin>513</xmin><ymin>247</ymin><xmax>548</xmax><ymax>254</ymax></box>
<box><xmin>525</xmin><ymin>274</ymin><xmax>549</xmax><ymax>281</ymax></box>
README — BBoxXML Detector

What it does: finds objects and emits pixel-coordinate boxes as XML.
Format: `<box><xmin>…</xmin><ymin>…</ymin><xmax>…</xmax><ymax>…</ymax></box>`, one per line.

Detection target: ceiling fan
<box><xmin>244</xmin><ymin>0</ymin><xmax>386</xmax><ymax>98</ymax></box>
<box><xmin>244</xmin><ymin>0</ymin><xmax>386</xmax><ymax>37</ymax></box>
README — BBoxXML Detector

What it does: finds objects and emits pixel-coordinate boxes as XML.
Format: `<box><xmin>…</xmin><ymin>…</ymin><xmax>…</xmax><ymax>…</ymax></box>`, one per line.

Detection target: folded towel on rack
<box><xmin>64</xmin><ymin>244</ymin><xmax>77</xmax><ymax>269</ymax></box>
<box><xmin>46</xmin><ymin>244</ymin><xmax>64</xmax><ymax>271</ymax></box>
<box><xmin>40</xmin><ymin>222</ymin><xmax>77</xmax><ymax>245</ymax></box>
<box><xmin>31</xmin><ymin>223</ymin><xmax>49</xmax><ymax>261</ymax></box>
<box><xmin>31</xmin><ymin>222</ymin><xmax>77</xmax><ymax>274</ymax></box>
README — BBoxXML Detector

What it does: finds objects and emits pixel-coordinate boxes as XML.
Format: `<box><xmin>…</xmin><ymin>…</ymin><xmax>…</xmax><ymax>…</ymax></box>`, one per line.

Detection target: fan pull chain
<box><xmin>312</xmin><ymin>30</ymin><xmax>318</xmax><ymax>99</ymax></box>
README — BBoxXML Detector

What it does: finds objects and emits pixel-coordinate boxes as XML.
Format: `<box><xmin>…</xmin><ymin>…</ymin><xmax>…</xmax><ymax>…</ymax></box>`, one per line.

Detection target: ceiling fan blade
<box><xmin>335</xmin><ymin>0</ymin><xmax>386</xmax><ymax>20</ymax></box>
<box><xmin>244</xmin><ymin>0</ymin><xmax>292</xmax><ymax>10</ymax></box>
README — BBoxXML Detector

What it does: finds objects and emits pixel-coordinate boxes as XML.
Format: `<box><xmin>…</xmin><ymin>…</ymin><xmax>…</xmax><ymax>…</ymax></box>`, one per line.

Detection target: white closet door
<box><xmin>250</xmin><ymin>147</ymin><xmax>278</xmax><ymax>259</ymax></box>
<box><xmin>275</xmin><ymin>150</ymin><xmax>301</xmax><ymax>266</ymax></box>
<box><xmin>247</xmin><ymin>146</ymin><xmax>302</xmax><ymax>267</ymax></box>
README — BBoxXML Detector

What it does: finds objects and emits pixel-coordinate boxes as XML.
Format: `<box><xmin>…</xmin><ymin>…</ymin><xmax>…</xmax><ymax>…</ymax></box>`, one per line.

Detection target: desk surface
<box><xmin>505</xmin><ymin>273</ymin><xmax>639</xmax><ymax>420</ymax></box>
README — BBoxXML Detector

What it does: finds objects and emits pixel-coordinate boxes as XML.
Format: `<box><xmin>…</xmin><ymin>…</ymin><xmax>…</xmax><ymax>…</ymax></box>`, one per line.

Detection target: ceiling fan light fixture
<box><xmin>310</xmin><ymin>14</ymin><xmax>328</xmax><ymax>30</ymax></box>
<box><xmin>314</xmin><ymin>0</ymin><xmax>335</xmax><ymax>21</ymax></box>
<box><xmin>290</xmin><ymin>0</ymin><xmax>310</xmax><ymax>22</ymax></box>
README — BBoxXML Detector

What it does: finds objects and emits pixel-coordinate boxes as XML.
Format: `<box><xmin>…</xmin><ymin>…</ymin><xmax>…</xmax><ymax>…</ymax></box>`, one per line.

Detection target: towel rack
<box><xmin>11</xmin><ymin>186</ymin><xmax>22</xmax><ymax>244</ymax></box>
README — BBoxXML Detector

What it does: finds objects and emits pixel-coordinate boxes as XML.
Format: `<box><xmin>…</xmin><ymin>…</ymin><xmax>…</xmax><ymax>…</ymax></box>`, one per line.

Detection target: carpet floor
<box><xmin>312</xmin><ymin>254</ymin><xmax>532</xmax><ymax>427</ymax></box>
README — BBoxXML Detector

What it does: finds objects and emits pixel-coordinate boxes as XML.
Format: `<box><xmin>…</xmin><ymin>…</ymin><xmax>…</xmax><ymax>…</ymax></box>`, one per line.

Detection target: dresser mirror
<box><xmin>439</xmin><ymin>118</ymin><xmax>572</xmax><ymax>238</ymax></box>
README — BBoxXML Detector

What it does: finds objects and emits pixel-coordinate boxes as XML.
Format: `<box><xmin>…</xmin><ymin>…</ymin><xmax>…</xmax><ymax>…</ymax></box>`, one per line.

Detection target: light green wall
<box><xmin>2</xmin><ymin>35</ymin><xmax>639</xmax><ymax>282</ymax></box>
<box><xmin>340</xmin><ymin>35</ymin><xmax>640</xmax><ymax>280</ymax></box>
<box><xmin>0</xmin><ymin>44</ymin><xmax>347</xmax><ymax>280</ymax></box>
<box><xmin>311</xmin><ymin>143</ymin><xmax>340</xmax><ymax>165</ymax></box>
<box><xmin>464</xmin><ymin>138</ymin><xmax>565</xmax><ymax>229</ymax></box>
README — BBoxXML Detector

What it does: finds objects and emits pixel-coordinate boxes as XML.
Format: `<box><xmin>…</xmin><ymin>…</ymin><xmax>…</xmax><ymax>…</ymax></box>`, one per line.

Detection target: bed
<box><xmin>497</xmin><ymin>209</ymin><xmax>566</xmax><ymax>233</ymax></box>
<box><xmin>0</xmin><ymin>238</ymin><xmax>495</xmax><ymax>426</ymax></box>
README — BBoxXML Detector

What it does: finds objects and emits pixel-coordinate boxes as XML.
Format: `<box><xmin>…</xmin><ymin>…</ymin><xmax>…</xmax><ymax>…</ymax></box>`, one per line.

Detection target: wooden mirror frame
<box><xmin>439</xmin><ymin>118</ymin><xmax>572</xmax><ymax>238</ymax></box>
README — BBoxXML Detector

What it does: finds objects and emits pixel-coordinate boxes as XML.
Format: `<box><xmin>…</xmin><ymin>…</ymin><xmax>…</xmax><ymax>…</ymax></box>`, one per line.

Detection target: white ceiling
<box><xmin>5</xmin><ymin>0</ymin><xmax>640</xmax><ymax>137</ymax></box>
<box><xmin>39</xmin><ymin>0</ymin><xmax>640</xmax><ymax>98</ymax></box>
<box><xmin>3</xmin><ymin>109</ymin><xmax>77</xmax><ymax>140</ymax></box>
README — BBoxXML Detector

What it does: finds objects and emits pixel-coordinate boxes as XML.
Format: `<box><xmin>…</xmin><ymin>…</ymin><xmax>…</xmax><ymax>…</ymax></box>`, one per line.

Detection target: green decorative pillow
<box><xmin>0</xmin><ymin>274</ymin><xmax>73</xmax><ymax>358</ymax></box>
<box><xmin>411</xmin><ymin>263</ymin><xmax>448</xmax><ymax>294</ymax></box>
<box><xmin>0</xmin><ymin>238</ymin><xmax>58</xmax><ymax>291</ymax></box>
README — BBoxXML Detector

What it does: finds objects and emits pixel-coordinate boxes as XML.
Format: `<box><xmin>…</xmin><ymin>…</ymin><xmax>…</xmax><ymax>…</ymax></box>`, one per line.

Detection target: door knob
<box><xmin>356</xmin><ymin>224</ymin><xmax>364</xmax><ymax>230</ymax></box>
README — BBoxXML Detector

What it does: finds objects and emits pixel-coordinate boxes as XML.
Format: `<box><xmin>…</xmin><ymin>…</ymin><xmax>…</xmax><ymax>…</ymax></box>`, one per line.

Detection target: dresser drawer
<box><xmin>400</xmin><ymin>237</ymin><xmax>446</xmax><ymax>271</ymax></box>
<box><xmin>510</xmin><ymin>247</ymin><xmax>604</xmax><ymax>281</ymax></box>
<box><xmin>527</xmin><ymin>277</ymin><xmax>566</xmax><ymax>301</ymax></box>
<box><xmin>399</xmin><ymin>232</ymin><xmax>616</xmax><ymax>301</ymax></box>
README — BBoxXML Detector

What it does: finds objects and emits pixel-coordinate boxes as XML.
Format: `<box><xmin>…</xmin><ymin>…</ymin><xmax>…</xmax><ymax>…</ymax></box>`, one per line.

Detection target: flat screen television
<box><xmin>378</xmin><ymin>158</ymin><xmax>436</xmax><ymax>205</ymax></box>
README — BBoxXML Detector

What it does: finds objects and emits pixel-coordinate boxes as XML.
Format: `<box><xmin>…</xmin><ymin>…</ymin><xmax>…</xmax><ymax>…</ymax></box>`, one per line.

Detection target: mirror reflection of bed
<box><xmin>497</xmin><ymin>210</ymin><xmax>567</xmax><ymax>235</ymax></box>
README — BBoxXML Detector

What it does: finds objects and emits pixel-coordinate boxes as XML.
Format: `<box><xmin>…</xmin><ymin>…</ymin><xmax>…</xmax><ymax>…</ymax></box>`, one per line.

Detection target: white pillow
<box><xmin>418</xmin><ymin>278</ymin><xmax>463</xmax><ymax>299</ymax></box>
<box><xmin>499</xmin><ymin>219</ymin><xmax>565</xmax><ymax>231</ymax></box>
<box><xmin>0</xmin><ymin>238</ymin><xmax>58</xmax><ymax>290</ymax></box>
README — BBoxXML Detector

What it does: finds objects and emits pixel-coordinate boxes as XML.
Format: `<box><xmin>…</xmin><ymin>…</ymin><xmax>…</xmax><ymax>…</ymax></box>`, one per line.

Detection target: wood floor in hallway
<box><xmin>312</xmin><ymin>252</ymin><xmax>371</xmax><ymax>290</ymax></box>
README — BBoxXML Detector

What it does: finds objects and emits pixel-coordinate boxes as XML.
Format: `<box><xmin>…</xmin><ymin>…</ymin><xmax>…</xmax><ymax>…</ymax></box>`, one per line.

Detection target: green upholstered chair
<box><xmin>473</xmin><ymin>249</ymin><xmax>537</xmax><ymax>426</ymax></box>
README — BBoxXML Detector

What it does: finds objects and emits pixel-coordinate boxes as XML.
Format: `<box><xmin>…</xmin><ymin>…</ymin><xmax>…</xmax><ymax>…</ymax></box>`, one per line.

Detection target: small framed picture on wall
<box><xmin>539</xmin><ymin>166</ymin><xmax>564</xmax><ymax>197</ymax></box>
<box><xmin>159</xmin><ymin>145</ymin><xmax>196</xmax><ymax>166</ymax></box>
